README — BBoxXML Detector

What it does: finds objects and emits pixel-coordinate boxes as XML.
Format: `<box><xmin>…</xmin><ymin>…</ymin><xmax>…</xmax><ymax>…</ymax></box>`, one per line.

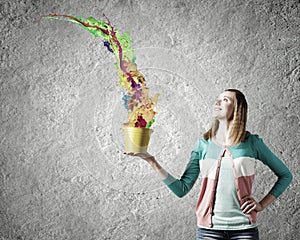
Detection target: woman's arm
<box><xmin>254</xmin><ymin>136</ymin><xmax>293</xmax><ymax>198</ymax></box>
<box><xmin>241</xmin><ymin>136</ymin><xmax>293</xmax><ymax>214</ymax></box>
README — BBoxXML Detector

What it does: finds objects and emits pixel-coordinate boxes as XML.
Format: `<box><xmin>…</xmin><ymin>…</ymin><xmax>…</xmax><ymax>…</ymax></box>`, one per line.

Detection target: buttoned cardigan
<box><xmin>162</xmin><ymin>134</ymin><xmax>293</xmax><ymax>228</ymax></box>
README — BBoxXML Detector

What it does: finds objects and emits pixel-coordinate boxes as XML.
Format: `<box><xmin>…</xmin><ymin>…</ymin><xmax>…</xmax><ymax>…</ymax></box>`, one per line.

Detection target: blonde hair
<box><xmin>203</xmin><ymin>89</ymin><xmax>248</xmax><ymax>145</ymax></box>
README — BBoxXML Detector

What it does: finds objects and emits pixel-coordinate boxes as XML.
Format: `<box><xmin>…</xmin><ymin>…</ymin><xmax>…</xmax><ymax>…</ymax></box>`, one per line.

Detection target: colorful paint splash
<box><xmin>42</xmin><ymin>14</ymin><xmax>159</xmax><ymax>128</ymax></box>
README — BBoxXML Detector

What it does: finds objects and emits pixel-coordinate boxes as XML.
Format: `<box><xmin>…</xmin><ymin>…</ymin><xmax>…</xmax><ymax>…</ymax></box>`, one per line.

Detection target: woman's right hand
<box><xmin>124</xmin><ymin>152</ymin><xmax>155</xmax><ymax>163</ymax></box>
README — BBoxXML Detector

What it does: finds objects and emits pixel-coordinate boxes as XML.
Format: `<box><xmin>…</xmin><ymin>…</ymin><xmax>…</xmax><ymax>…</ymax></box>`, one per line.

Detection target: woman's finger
<box><xmin>124</xmin><ymin>152</ymin><xmax>136</xmax><ymax>156</ymax></box>
<box><xmin>241</xmin><ymin>200</ymin><xmax>255</xmax><ymax>213</ymax></box>
<box><xmin>241</xmin><ymin>203</ymin><xmax>252</xmax><ymax>213</ymax></box>
<box><xmin>124</xmin><ymin>152</ymin><xmax>154</xmax><ymax>159</ymax></box>
<box><xmin>241</xmin><ymin>196</ymin><xmax>255</xmax><ymax>209</ymax></box>
<box><xmin>241</xmin><ymin>200</ymin><xmax>251</xmax><ymax>210</ymax></box>
<box><xmin>246</xmin><ymin>204</ymin><xmax>257</xmax><ymax>214</ymax></box>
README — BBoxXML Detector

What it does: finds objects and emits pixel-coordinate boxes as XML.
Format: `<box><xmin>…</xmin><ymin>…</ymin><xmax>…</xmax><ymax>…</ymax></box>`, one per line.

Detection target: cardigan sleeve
<box><xmin>162</xmin><ymin>138</ymin><xmax>204</xmax><ymax>198</ymax></box>
<box><xmin>254</xmin><ymin>136</ymin><xmax>293</xmax><ymax>198</ymax></box>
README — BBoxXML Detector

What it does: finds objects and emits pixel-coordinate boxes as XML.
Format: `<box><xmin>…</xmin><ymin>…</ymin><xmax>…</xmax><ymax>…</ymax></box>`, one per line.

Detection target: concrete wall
<box><xmin>1</xmin><ymin>0</ymin><xmax>299</xmax><ymax>239</ymax></box>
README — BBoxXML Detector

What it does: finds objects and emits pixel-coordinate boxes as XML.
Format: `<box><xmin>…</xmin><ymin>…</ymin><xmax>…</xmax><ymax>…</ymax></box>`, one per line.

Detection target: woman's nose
<box><xmin>215</xmin><ymin>99</ymin><xmax>221</xmax><ymax>105</ymax></box>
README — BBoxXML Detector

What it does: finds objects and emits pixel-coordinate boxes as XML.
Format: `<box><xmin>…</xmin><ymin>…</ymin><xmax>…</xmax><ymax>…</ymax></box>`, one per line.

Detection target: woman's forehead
<box><xmin>218</xmin><ymin>91</ymin><xmax>235</xmax><ymax>98</ymax></box>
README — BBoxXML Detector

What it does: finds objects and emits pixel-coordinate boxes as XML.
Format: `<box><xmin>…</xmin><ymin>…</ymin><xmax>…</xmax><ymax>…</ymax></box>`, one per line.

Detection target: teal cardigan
<box><xmin>162</xmin><ymin>134</ymin><xmax>293</xmax><ymax>228</ymax></box>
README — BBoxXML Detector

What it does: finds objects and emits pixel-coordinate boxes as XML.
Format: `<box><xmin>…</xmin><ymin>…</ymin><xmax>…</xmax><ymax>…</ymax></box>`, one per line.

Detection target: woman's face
<box><xmin>213</xmin><ymin>91</ymin><xmax>235</xmax><ymax>121</ymax></box>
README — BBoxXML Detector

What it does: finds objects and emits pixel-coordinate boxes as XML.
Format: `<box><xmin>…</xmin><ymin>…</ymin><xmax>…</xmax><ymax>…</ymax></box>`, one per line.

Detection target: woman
<box><xmin>126</xmin><ymin>89</ymin><xmax>293</xmax><ymax>240</ymax></box>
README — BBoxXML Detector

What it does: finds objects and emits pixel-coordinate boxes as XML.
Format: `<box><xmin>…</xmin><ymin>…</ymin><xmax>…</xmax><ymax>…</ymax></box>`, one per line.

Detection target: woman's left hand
<box><xmin>240</xmin><ymin>196</ymin><xmax>264</xmax><ymax>214</ymax></box>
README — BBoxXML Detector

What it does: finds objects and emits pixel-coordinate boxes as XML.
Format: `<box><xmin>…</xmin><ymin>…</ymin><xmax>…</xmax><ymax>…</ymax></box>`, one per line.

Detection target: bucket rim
<box><xmin>122</xmin><ymin>126</ymin><xmax>153</xmax><ymax>132</ymax></box>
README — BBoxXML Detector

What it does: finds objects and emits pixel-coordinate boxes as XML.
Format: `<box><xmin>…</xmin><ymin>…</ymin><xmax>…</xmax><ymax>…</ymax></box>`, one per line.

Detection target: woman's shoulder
<box><xmin>244</xmin><ymin>131</ymin><xmax>263</xmax><ymax>145</ymax></box>
<box><xmin>196</xmin><ymin>137</ymin><xmax>210</xmax><ymax>148</ymax></box>
<box><xmin>245</xmin><ymin>131</ymin><xmax>258</xmax><ymax>139</ymax></box>
<box><xmin>193</xmin><ymin>136</ymin><xmax>211</xmax><ymax>152</ymax></box>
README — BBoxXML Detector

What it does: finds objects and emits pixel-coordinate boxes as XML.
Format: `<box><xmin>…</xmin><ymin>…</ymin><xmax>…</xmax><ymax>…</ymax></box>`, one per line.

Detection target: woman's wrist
<box><xmin>147</xmin><ymin>156</ymin><xmax>159</xmax><ymax>169</ymax></box>
<box><xmin>259</xmin><ymin>194</ymin><xmax>276</xmax><ymax>211</ymax></box>
<box><xmin>146</xmin><ymin>157</ymin><xmax>169</xmax><ymax>179</ymax></box>
<box><xmin>145</xmin><ymin>156</ymin><xmax>156</xmax><ymax>164</ymax></box>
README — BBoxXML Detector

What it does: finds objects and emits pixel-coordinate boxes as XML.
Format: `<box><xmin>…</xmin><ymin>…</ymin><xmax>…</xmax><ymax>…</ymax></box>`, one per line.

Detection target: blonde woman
<box><xmin>126</xmin><ymin>89</ymin><xmax>293</xmax><ymax>240</ymax></box>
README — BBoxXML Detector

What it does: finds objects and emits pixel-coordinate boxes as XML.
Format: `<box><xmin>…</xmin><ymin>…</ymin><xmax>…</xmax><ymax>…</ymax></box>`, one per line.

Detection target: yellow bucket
<box><xmin>123</xmin><ymin>126</ymin><xmax>153</xmax><ymax>153</ymax></box>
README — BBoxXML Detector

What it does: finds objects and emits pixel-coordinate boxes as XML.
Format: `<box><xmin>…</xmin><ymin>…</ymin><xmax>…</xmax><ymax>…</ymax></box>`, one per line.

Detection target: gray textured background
<box><xmin>1</xmin><ymin>0</ymin><xmax>299</xmax><ymax>239</ymax></box>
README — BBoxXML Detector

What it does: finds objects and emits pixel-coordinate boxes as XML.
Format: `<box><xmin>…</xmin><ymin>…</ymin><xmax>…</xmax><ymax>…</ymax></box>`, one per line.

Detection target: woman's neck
<box><xmin>214</xmin><ymin>120</ymin><xmax>232</xmax><ymax>146</ymax></box>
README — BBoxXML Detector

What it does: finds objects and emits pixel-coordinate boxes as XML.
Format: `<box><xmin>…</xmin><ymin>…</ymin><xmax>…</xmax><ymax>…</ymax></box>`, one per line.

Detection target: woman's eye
<box><xmin>223</xmin><ymin>98</ymin><xmax>228</xmax><ymax>102</ymax></box>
